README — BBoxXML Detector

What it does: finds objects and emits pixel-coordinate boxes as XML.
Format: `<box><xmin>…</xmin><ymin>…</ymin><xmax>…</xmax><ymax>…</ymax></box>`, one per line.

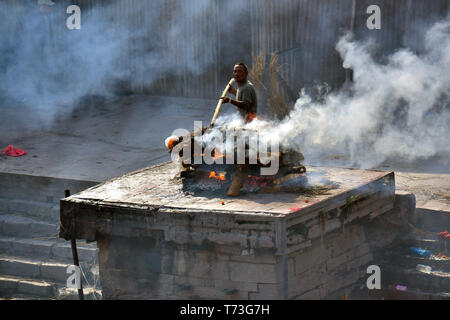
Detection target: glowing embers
<box><xmin>244</xmin><ymin>174</ymin><xmax>270</xmax><ymax>192</ymax></box>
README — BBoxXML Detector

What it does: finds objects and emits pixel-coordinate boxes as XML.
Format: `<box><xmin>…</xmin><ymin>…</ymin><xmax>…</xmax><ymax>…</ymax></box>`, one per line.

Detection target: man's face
<box><xmin>233</xmin><ymin>65</ymin><xmax>247</xmax><ymax>83</ymax></box>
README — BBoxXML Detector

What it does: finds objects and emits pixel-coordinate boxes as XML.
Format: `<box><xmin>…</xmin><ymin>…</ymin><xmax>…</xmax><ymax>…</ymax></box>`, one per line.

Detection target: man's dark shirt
<box><xmin>236</xmin><ymin>80</ymin><xmax>257</xmax><ymax>119</ymax></box>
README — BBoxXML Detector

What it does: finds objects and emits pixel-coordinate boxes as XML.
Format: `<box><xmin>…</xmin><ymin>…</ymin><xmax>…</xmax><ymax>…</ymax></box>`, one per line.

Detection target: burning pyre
<box><xmin>162</xmin><ymin>125</ymin><xmax>338</xmax><ymax>196</ymax></box>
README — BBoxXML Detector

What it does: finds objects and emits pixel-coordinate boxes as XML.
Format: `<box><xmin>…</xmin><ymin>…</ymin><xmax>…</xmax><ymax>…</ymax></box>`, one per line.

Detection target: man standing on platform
<box><xmin>220</xmin><ymin>63</ymin><xmax>258</xmax><ymax>196</ymax></box>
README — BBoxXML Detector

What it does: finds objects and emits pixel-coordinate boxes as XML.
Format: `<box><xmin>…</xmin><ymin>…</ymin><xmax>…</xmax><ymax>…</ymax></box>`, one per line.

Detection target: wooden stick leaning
<box><xmin>210</xmin><ymin>78</ymin><xmax>235</xmax><ymax>126</ymax></box>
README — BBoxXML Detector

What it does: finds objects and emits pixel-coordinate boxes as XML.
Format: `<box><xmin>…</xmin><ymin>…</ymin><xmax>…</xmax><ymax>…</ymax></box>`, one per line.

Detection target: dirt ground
<box><xmin>1</xmin><ymin>95</ymin><xmax>448</xmax><ymax>214</ymax></box>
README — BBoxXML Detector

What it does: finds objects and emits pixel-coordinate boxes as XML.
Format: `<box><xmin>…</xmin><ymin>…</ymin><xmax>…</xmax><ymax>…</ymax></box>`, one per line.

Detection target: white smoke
<box><xmin>213</xmin><ymin>17</ymin><xmax>450</xmax><ymax>169</ymax></box>
<box><xmin>0</xmin><ymin>1</ymin><xmax>250</xmax><ymax>135</ymax></box>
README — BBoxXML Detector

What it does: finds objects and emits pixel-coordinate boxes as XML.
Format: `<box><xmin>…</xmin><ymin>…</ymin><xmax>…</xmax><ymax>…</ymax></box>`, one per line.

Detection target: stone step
<box><xmin>0</xmin><ymin>214</ymin><xmax>59</xmax><ymax>238</ymax></box>
<box><xmin>381</xmin><ymin>265</ymin><xmax>450</xmax><ymax>294</ymax></box>
<box><xmin>56</xmin><ymin>286</ymin><xmax>102</xmax><ymax>300</ymax></box>
<box><xmin>0</xmin><ymin>198</ymin><xmax>59</xmax><ymax>223</ymax></box>
<box><xmin>349</xmin><ymin>276</ymin><xmax>449</xmax><ymax>300</ymax></box>
<box><xmin>379</xmin><ymin>237</ymin><xmax>449</xmax><ymax>271</ymax></box>
<box><xmin>407</xmin><ymin>238</ymin><xmax>444</xmax><ymax>252</ymax></box>
<box><xmin>0</xmin><ymin>275</ymin><xmax>57</xmax><ymax>298</ymax></box>
<box><xmin>413</xmin><ymin>207</ymin><xmax>450</xmax><ymax>233</ymax></box>
<box><xmin>0</xmin><ymin>278</ymin><xmax>101</xmax><ymax>300</ymax></box>
<box><xmin>366</xmin><ymin>288</ymin><xmax>450</xmax><ymax>300</ymax></box>
<box><xmin>0</xmin><ymin>237</ymin><xmax>98</xmax><ymax>263</ymax></box>
<box><xmin>0</xmin><ymin>293</ymin><xmax>48</xmax><ymax>300</ymax></box>
<box><xmin>0</xmin><ymin>172</ymin><xmax>98</xmax><ymax>205</ymax></box>
<box><xmin>380</xmin><ymin>253</ymin><xmax>450</xmax><ymax>272</ymax></box>
<box><xmin>0</xmin><ymin>255</ymin><xmax>100</xmax><ymax>285</ymax></box>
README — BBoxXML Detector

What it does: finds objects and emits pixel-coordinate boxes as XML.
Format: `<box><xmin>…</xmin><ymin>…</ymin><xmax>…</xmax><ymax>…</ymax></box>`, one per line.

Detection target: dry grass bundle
<box><xmin>249</xmin><ymin>52</ymin><xmax>291</xmax><ymax>120</ymax></box>
<box><xmin>268</xmin><ymin>54</ymin><xmax>290</xmax><ymax>120</ymax></box>
<box><xmin>249</xmin><ymin>52</ymin><xmax>265</xmax><ymax>90</ymax></box>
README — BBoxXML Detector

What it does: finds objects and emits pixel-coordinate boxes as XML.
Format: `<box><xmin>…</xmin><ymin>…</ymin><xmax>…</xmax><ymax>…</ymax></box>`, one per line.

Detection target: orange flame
<box><xmin>209</xmin><ymin>171</ymin><xmax>226</xmax><ymax>181</ymax></box>
<box><xmin>167</xmin><ymin>138</ymin><xmax>177</xmax><ymax>150</ymax></box>
<box><xmin>247</xmin><ymin>113</ymin><xmax>257</xmax><ymax>122</ymax></box>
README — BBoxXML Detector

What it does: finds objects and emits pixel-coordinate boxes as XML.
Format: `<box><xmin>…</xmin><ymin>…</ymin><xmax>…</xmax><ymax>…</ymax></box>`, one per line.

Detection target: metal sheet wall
<box><xmin>3</xmin><ymin>0</ymin><xmax>448</xmax><ymax>99</ymax></box>
<box><xmin>250</xmin><ymin>0</ymin><xmax>448</xmax><ymax>94</ymax></box>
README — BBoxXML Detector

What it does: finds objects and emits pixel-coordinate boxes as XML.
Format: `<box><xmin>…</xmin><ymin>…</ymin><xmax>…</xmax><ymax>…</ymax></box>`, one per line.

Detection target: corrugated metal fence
<box><xmin>2</xmin><ymin>0</ymin><xmax>448</xmax><ymax>99</ymax></box>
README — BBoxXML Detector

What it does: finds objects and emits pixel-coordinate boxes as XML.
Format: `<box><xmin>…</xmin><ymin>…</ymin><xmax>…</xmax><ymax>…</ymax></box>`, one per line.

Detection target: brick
<box><xmin>326</xmin><ymin>250</ymin><xmax>355</xmax><ymax>271</ymax></box>
<box><xmin>256</xmin><ymin>235</ymin><xmax>275</xmax><ymax>248</ymax></box>
<box><xmin>326</xmin><ymin>271</ymin><xmax>360</xmax><ymax>294</ymax></box>
<box><xmin>354</xmin><ymin>243</ymin><xmax>371</xmax><ymax>258</ymax></box>
<box><xmin>229</xmin><ymin>262</ymin><xmax>277</xmax><ymax>284</ymax></box>
<box><xmin>348</xmin><ymin>253</ymin><xmax>374</xmax><ymax>271</ymax></box>
<box><xmin>172</xmin><ymin>250</ymin><xmax>230</xmax><ymax>280</ymax></box>
<box><xmin>149</xmin><ymin>279</ymin><xmax>173</xmax><ymax>297</ymax></box>
<box><xmin>101</xmin><ymin>268</ymin><xmax>171</xmax><ymax>298</ymax></box>
<box><xmin>229</xmin><ymin>250</ymin><xmax>277</xmax><ymax>264</ymax></box>
<box><xmin>215</xmin><ymin>244</ymin><xmax>242</xmax><ymax>256</ymax></box>
<box><xmin>249</xmin><ymin>283</ymin><xmax>281</xmax><ymax>300</ymax></box>
<box><xmin>214</xmin><ymin>279</ymin><xmax>258</xmax><ymax>293</ymax></box>
<box><xmin>288</xmin><ymin>267</ymin><xmax>327</xmax><ymax>297</ymax></box>
<box><xmin>328</xmin><ymin>226</ymin><xmax>366</xmax><ymax>258</ymax></box>
<box><xmin>180</xmin><ymin>285</ymin><xmax>248</xmax><ymax>300</ymax></box>
<box><xmin>307</xmin><ymin>225</ymin><xmax>321</xmax><ymax>240</ymax></box>
<box><xmin>174</xmin><ymin>275</ymin><xmax>215</xmax><ymax>289</ymax></box>
<box><xmin>293</xmin><ymin>286</ymin><xmax>326</xmax><ymax>300</ymax></box>
<box><xmin>294</xmin><ymin>244</ymin><xmax>328</xmax><ymax>275</ymax></box>
<box><xmin>288</xmin><ymin>258</ymin><xmax>295</xmax><ymax>278</ymax></box>
<box><xmin>308</xmin><ymin>219</ymin><xmax>342</xmax><ymax>240</ymax></box>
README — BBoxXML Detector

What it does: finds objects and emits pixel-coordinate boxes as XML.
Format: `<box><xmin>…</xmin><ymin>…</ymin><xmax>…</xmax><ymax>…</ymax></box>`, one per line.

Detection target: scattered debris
<box><xmin>416</xmin><ymin>264</ymin><xmax>433</xmax><ymax>274</ymax></box>
<box><xmin>408</xmin><ymin>247</ymin><xmax>432</xmax><ymax>258</ymax></box>
<box><xmin>395</xmin><ymin>285</ymin><xmax>407</xmax><ymax>291</ymax></box>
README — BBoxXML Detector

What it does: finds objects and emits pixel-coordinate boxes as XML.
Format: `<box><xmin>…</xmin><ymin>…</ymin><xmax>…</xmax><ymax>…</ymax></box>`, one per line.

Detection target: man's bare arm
<box><xmin>228</xmin><ymin>85</ymin><xmax>237</xmax><ymax>96</ymax></box>
<box><xmin>220</xmin><ymin>97</ymin><xmax>249</xmax><ymax>111</ymax></box>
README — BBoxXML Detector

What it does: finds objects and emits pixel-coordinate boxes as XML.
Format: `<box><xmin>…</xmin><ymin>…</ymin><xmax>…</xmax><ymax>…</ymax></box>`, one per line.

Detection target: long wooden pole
<box><xmin>65</xmin><ymin>189</ymin><xmax>84</xmax><ymax>300</ymax></box>
<box><xmin>210</xmin><ymin>78</ymin><xmax>235</xmax><ymax>126</ymax></box>
<box><xmin>346</xmin><ymin>0</ymin><xmax>357</xmax><ymax>83</ymax></box>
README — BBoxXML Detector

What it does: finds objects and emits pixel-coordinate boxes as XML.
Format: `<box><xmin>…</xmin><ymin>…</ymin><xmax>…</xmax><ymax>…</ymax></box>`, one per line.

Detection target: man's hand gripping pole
<box><xmin>210</xmin><ymin>78</ymin><xmax>235</xmax><ymax>127</ymax></box>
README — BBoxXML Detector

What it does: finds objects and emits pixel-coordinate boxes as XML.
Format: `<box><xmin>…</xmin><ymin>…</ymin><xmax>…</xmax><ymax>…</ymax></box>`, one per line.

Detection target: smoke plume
<box><xmin>214</xmin><ymin>16</ymin><xmax>450</xmax><ymax>169</ymax></box>
<box><xmin>0</xmin><ymin>1</ymin><xmax>248</xmax><ymax>133</ymax></box>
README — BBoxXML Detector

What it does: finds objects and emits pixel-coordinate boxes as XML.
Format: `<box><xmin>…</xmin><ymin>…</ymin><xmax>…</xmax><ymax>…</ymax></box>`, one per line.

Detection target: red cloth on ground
<box><xmin>438</xmin><ymin>231</ymin><xmax>449</xmax><ymax>239</ymax></box>
<box><xmin>2</xmin><ymin>145</ymin><xmax>27</xmax><ymax>157</ymax></box>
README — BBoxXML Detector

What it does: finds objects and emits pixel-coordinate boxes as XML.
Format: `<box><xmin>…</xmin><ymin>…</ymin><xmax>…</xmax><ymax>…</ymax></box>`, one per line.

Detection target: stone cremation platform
<box><xmin>60</xmin><ymin>161</ymin><xmax>408</xmax><ymax>299</ymax></box>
